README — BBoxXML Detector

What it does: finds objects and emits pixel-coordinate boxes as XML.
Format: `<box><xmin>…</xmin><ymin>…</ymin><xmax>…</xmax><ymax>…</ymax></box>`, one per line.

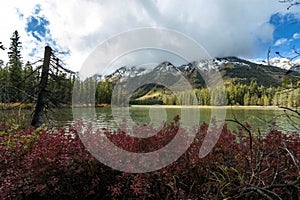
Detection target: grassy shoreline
<box><xmin>0</xmin><ymin>103</ymin><xmax>34</xmax><ymax>110</ymax></box>
<box><xmin>1</xmin><ymin>103</ymin><xmax>298</xmax><ymax>110</ymax></box>
<box><xmin>130</xmin><ymin>105</ymin><xmax>283</xmax><ymax>109</ymax></box>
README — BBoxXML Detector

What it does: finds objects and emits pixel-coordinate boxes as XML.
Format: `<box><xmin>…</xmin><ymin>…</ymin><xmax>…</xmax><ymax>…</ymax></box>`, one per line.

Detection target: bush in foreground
<box><xmin>0</xmin><ymin>117</ymin><xmax>299</xmax><ymax>199</ymax></box>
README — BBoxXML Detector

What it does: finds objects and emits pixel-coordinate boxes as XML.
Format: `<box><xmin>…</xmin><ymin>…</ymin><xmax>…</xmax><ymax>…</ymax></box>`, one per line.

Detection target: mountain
<box><xmin>268</xmin><ymin>57</ymin><xmax>300</xmax><ymax>72</ymax></box>
<box><xmin>104</xmin><ymin>57</ymin><xmax>300</xmax><ymax>103</ymax></box>
<box><xmin>290</xmin><ymin>65</ymin><xmax>300</xmax><ymax>72</ymax></box>
<box><xmin>107</xmin><ymin>57</ymin><xmax>300</xmax><ymax>86</ymax></box>
<box><xmin>215</xmin><ymin>57</ymin><xmax>300</xmax><ymax>86</ymax></box>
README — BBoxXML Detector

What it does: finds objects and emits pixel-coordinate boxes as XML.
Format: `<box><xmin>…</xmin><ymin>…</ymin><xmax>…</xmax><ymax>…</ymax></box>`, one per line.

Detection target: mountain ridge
<box><xmin>97</xmin><ymin>56</ymin><xmax>300</xmax><ymax>105</ymax></box>
<box><xmin>105</xmin><ymin>56</ymin><xmax>300</xmax><ymax>87</ymax></box>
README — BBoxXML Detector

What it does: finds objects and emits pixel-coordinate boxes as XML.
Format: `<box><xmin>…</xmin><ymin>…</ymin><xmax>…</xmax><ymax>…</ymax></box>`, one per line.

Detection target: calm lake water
<box><xmin>50</xmin><ymin>106</ymin><xmax>300</xmax><ymax>133</ymax></box>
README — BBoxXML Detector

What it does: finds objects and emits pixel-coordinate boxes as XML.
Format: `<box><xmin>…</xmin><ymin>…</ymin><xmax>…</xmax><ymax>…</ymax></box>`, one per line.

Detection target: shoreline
<box><xmin>129</xmin><ymin>105</ymin><xmax>284</xmax><ymax>109</ymax></box>
<box><xmin>1</xmin><ymin>103</ymin><xmax>298</xmax><ymax>110</ymax></box>
<box><xmin>72</xmin><ymin>104</ymin><xmax>298</xmax><ymax>110</ymax></box>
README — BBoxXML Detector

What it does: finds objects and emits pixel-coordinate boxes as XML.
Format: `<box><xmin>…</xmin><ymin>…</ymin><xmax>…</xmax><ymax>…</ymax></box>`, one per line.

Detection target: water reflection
<box><xmin>50</xmin><ymin>106</ymin><xmax>299</xmax><ymax>133</ymax></box>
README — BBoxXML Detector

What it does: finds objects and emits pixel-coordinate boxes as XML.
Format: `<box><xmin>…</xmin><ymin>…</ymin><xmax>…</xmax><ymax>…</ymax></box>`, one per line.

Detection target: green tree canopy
<box><xmin>8</xmin><ymin>30</ymin><xmax>23</xmax><ymax>102</ymax></box>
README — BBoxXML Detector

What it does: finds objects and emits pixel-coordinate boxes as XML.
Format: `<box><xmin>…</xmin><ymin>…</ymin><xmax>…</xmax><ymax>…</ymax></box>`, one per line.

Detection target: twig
<box><xmin>241</xmin><ymin>186</ymin><xmax>283</xmax><ymax>200</ymax></box>
<box><xmin>281</xmin><ymin>142</ymin><xmax>300</xmax><ymax>172</ymax></box>
<box><xmin>279</xmin><ymin>106</ymin><xmax>300</xmax><ymax>116</ymax></box>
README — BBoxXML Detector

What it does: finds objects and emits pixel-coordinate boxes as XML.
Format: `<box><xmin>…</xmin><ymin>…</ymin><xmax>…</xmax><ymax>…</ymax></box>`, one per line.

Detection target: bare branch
<box><xmin>23</xmin><ymin>65</ymin><xmax>42</xmax><ymax>81</ymax></box>
<box><xmin>241</xmin><ymin>186</ymin><xmax>283</xmax><ymax>200</ymax></box>
<box><xmin>282</xmin><ymin>142</ymin><xmax>300</xmax><ymax>172</ymax></box>
<box><xmin>279</xmin><ymin>106</ymin><xmax>300</xmax><ymax>116</ymax></box>
<box><xmin>0</xmin><ymin>42</ymin><xmax>6</xmax><ymax>50</ymax></box>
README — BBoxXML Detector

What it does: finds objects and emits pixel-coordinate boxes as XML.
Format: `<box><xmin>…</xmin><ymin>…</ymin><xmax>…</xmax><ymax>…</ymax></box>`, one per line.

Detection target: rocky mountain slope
<box><xmin>106</xmin><ymin>57</ymin><xmax>300</xmax><ymax>87</ymax></box>
<box><xmin>103</xmin><ymin>57</ymin><xmax>300</xmax><ymax>103</ymax></box>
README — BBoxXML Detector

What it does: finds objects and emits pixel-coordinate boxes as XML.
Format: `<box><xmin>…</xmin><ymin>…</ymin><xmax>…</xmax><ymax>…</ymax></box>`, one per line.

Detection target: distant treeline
<box><xmin>1</xmin><ymin>60</ymin><xmax>299</xmax><ymax>107</ymax></box>
<box><xmin>73</xmin><ymin>77</ymin><xmax>300</xmax><ymax>107</ymax></box>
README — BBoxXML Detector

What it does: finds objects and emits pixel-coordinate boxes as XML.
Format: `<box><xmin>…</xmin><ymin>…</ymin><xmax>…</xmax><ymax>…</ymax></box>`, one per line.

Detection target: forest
<box><xmin>129</xmin><ymin>81</ymin><xmax>300</xmax><ymax>107</ymax></box>
<box><xmin>0</xmin><ymin>31</ymin><xmax>74</xmax><ymax>107</ymax></box>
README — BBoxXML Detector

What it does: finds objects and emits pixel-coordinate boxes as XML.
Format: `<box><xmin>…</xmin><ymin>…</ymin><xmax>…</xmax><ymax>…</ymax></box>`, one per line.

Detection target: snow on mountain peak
<box><xmin>154</xmin><ymin>61</ymin><xmax>179</xmax><ymax>72</ymax></box>
<box><xmin>269</xmin><ymin>57</ymin><xmax>295</xmax><ymax>70</ymax></box>
<box><xmin>105</xmin><ymin>57</ymin><xmax>300</xmax><ymax>82</ymax></box>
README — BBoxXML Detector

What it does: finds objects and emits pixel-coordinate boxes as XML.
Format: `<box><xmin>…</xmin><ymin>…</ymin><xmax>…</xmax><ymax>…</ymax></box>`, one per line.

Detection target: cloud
<box><xmin>0</xmin><ymin>1</ymin><xmax>70</xmax><ymax>65</ymax></box>
<box><xmin>274</xmin><ymin>38</ymin><xmax>288</xmax><ymax>46</ymax></box>
<box><xmin>293</xmin><ymin>33</ymin><xmax>300</xmax><ymax>39</ymax></box>
<box><xmin>0</xmin><ymin>1</ymin><xmax>52</xmax><ymax>63</ymax></box>
<box><xmin>0</xmin><ymin>0</ymin><xmax>294</xmax><ymax>72</ymax></box>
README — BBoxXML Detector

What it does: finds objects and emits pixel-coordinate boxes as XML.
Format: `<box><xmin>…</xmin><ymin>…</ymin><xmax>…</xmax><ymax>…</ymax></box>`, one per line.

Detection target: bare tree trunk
<box><xmin>31</xmin><ymin>46</ymin><xmax>51</xmax><ymax>128</ymax></box>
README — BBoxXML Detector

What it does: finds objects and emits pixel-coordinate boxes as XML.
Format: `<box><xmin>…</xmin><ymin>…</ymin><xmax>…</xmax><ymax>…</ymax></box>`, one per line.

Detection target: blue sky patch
<box><xmin>26</xmin><ymin>15</ymin><xmax>50</xmax><ymax>42</ymax></box>
<box><xmin>269</xmin><ymin>12</ymin><xmax>300</xmax><ymax>58</ymax></box>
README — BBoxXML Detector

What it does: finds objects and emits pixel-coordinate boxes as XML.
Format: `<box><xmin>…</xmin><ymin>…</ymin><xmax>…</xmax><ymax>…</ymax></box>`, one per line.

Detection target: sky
<box><xmin>0</xmin><ymin>0</ymin><xmax>300</xmax><ymax>72</ymax></box>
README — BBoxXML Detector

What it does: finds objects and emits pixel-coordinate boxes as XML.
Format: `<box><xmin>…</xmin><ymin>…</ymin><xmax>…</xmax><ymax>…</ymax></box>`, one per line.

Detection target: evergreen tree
<box><xmin>227</xmin><ymin>84</ymin><xmax>235</xmax><ymax>105</ymax></box>
<box><xmin>273</xmin><ymin>93</ymin><xmax>279</xmax><ymax>106</ymax></box>
<box><xmin>244</xmin><ymin>91</ymin><xmax>250</xmax><ymax>106</ymax></box>
<box><xmin>0</xmin><ymin>59</ymin><xmax>4</xmax><ymax>67</ymax></box>
<box><xmin>249</xmin><ymin>80</ymin><xmax>258</xmax><ymax>96</ymax></box>
<box><xmin>235</xmin><ymin>83</ymin><xmax>245</xmax><ymax>105</ymax></box>
<box><xmin>262</xmin><ymin>94</ymin><xmax>269</xmax><ymax>106</ymax></box>
<box><xmin>8</xmin><ymin>30</ymin><xmax>23</xmax><ymax>102</ymax></box>
<box><xmin>0</xmin><ymin>65</ymin><xmax>10</xmax><ymax>103</ymax></box>
<box><xmin>202</xmin><ymin>88</ymin><xmax>210</xmax><ymax>105</ymax></box>
<box><xmin>96</xmin><ymin>79</ymin><xmax>113</xmax><ymax>104</ymax></box>
<box><xmin>296</xmin><ymin>88</ymin><xmax>300</xmax><ymax>107</ymax></box>
<box><xmin>250</xmin><ymin>94</ymin><xmax>258</xmax><ymax>105</ymax></box>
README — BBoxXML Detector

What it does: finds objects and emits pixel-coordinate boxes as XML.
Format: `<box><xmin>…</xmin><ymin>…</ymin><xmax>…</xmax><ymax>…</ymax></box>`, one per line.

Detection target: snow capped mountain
<box><xmin>107</xmin><ymin>61</ymin><xmax>182</xmax><ymax>81</ymax></box>
<box><xmin>268</xmin><ymin>58</ymin><xmax>300</xmax><ymax>72</ymax></box>
<box><xmin>105</xmin><ymin>57</ymin><xmax>258</xmax><ymax>80</ymax></box>
<box><xmin>178</xmin><ymin>59</ymin><xmax>224</xmax><ymax>72</ymax></box>
<box><xmin>106</xmin><ymin>66</ymin><xmax>151</xmax><ymax>81</ymax></box>
<box><xmin>104</xmin><ymin>56</ymin><xmax>300</xmax><ymax>86</ymax></box>
<box><xmin>179</xmin><ymin>57</ymin><xmax>251</xmax><ymax>72</ymax></box>
<box><xmin>269</xmin><ymin>58</ymin><xmax>294</xmax><ymax>70</ymax></box>
<box><xmin>154</xmin><ymin>61</ymin><xmax>179</xmax><ymax>72</ymax></box>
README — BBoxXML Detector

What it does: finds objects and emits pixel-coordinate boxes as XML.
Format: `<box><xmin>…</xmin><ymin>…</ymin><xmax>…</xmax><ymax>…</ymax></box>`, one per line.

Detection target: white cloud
<box><xmin>0</xmin><ymin>0</ymin><xmax>292</xmax><ymax>72</ymax></box>
<box><xmin>293</xmin><ymin>33</ymin><xmax>300</xmax><ymax>39</ymax></box>
<box><xmin>274</xmin><ymin>38</ymin><xmax>288</xmax><ymax>46</ymax></box>
<box><xmin>0</xmin><ymin>0</ymin><xmax>53</xmax><ymax>64</ymax></box>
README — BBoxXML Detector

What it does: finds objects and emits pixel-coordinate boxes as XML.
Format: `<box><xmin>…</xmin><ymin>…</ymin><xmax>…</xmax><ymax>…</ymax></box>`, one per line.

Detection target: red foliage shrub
<box><xmin>0</xmin><ymin>117</ymin><xmax>299</xmax><ymax>199</ymax></box>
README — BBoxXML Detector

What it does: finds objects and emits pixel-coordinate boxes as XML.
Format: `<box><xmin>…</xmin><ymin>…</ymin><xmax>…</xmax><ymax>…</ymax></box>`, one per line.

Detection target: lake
<box><xmin>50</xmin><ymin>106</ymin><xmax>299</xmax><ymax>133</ymax></box>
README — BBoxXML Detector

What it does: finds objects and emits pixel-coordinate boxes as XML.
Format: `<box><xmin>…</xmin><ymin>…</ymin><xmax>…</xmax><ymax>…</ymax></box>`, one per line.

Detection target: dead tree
<box><xmin>31</xmin><ymin>46</ymin><xmax>51</xmax><ymax>128</ymax></box>
<box><xmin>30</xmin><ymin>46</ymin><xmax>76</xmax><ymax>128</ymax></box>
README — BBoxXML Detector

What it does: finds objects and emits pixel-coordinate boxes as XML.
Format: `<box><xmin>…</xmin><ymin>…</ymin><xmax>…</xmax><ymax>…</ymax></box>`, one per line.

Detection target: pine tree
<box><xmin>273</xmin><ymin>93</ymin><xmax>279</xmax><ymax>106</ymax></box>
<box><xmin>244</xmin><ymin>91</ymin><xmax>250</xmax><ymax>106</ymax></box>
<box><xmin>0</xmin><ymin>65</ymin><xmax>10</xmax><ymax>103</ymax></box>
<box><xmin>263</xmin><ymin>94</ymin><xmax>269</xmax><ymax>106</ymax></box>
<box><xmin>0</xmin><ymin>60</ymin><xmax>4</xmax><ymax>68</ymax></box>
<box><xmin>8</xmin><ymin>30</ymin><xmax>23</xmax><ymax>102</ymax></box>
<box><xmin>250</xmin><ymin>94</ymin><xmax>258</xmax><ymax>105</ymax></box>
<box><xmin>96</xmin><ymin>79</ymin><xmax>113</xmax><ymax>104</ymax></box>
